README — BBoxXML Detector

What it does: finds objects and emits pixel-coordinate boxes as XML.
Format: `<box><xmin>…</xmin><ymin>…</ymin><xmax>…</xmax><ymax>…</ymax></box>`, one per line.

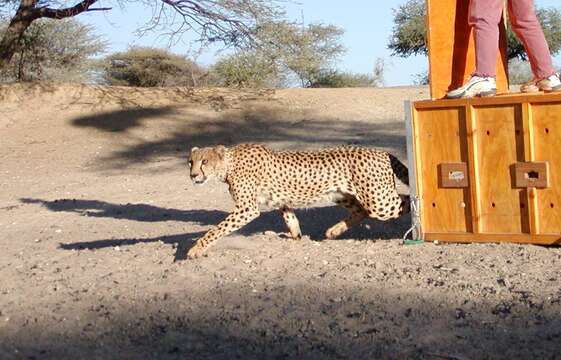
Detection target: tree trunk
<box><xmin>0</xmin><ymin>1</ymin><xmax>37</xmax><ymax>70</ymax></box>
<box><xmin>0</xmin><ymin>0</ymin><xmax>104</xmax><ymax>70</ymax></box>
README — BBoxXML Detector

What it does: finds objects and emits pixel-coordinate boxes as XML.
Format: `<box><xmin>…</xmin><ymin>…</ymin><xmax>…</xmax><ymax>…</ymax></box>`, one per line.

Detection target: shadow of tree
<box><xmin>4</xmin><ymin>284</ymin><xmax>561</xmax><ymax>360</ymax></box>
<box><xmin>21</xmin><ymin>197</ymin><xmax>410</xmax><ymax>260</ymax></box>
<box><xmin>20</xmin><ymin>198</ymin><xmax>225</xmax><ymax>224</ymax></box>
<box><xmin>71</xmin><ymin>106</ymin><xmax>178</xmax><ymax>132</ymax></box>
<box><xmin>69</xmin><ymin>103</ymin><xmax>408</xmax><ymax>171</ymax></box>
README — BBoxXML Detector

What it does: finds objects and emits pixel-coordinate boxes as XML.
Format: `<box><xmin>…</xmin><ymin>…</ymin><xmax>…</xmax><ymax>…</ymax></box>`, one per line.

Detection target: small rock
<box><xmin>492</xmin><ymin>302</ymin><xmax>512</xmax><ymax>318</ymax></box>
<box><xmin>455</xmin><ymin>308</ymin><xmax>466</xmax><ymax>319</ymax></box>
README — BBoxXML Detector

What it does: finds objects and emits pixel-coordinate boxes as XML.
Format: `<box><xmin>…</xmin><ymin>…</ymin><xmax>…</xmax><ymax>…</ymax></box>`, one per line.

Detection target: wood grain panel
<box><xmin>426</xmin><ymin>0</ymin><xmax>508</xmax><ymax>99</ymax></box>
<box><xmin>474</xmin><ymin>105</ymin><xmax>529</xmax><ymax>233</ymax></box>
<box><xmin>417</xmin><ymin>107</ymin><xmax>470</xmax><ymax>232</ymax></box>
<box><xmin>424</xmin><ymin>232</ymin><xmax>561</xmax><ymax>245</ymax></box>
<box><xmin>531</xmin><ymin>103</ymin><xmax>561</xmax><ymax>234</ymax></box>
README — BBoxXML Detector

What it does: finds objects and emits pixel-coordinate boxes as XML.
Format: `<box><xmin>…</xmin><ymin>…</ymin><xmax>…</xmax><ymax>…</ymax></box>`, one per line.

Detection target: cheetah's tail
<box><xmin>388</xmin><ymin>154</ymin><xmax>409</xmax><ymax>186</ymax></box>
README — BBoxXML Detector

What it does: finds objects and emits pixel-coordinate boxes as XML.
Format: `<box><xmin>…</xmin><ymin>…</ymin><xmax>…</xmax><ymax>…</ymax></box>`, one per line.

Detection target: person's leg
<box><xmin>509</xmin><ymin>0</ymin><xmax>555</xmax><ymax>79</ymax></box>
<box><xmin>509</xmin><ymin>0</ymin><xmax>561</xmax><ymax>92</ymax></box>
<box><xmin>447</xmin><ymin>0</ymin><xmax>503</xmax><ymax>98</ymax></box>
<box><xmin>470</xmin><ymin>0</ymin><xmax>505</xmax><ymax>77</ymax></box>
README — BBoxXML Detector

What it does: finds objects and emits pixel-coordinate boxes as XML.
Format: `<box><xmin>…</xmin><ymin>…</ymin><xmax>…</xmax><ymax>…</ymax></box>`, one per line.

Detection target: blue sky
<box><xmin>80</xmin><ymin>0</ymin><xmax>561</xmax><ymax>86</ymax></box>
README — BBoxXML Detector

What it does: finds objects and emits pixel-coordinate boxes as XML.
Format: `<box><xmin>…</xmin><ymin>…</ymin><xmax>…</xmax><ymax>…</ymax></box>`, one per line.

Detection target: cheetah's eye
<box><xmin>188</xmin><ymin>160</ymin><xmax>193</xmax><ymax>168</ymax></box>
<box><xmin>202</xmin><ymin>159</ymin><xmax>208</xmax><ymax>165</ymax></box>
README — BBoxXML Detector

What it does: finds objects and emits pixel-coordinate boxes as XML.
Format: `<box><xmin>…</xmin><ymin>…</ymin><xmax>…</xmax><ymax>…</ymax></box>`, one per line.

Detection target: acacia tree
<box><xmin>388</xmin><ymin>0</ymin><xmax>561</xmax><ymax>61</ymax></box>
<box><xmin>103</xmin><ymin>46</ymin><xmax>208</xmax><ymax>87</ymax></box>
<box><xmin>0</xmin><ymin>0</ymin><xmax>283</xmax><ymax>70</ymax></box>
<box><xmin>217</xmin><ymin>21</ymin><xmax>346</xmax><ymax>88</ymax></box>
<box><xmin>0</xmin><ymin>18</ymin><xmax>106</xmax><ymax>81</ymax></box>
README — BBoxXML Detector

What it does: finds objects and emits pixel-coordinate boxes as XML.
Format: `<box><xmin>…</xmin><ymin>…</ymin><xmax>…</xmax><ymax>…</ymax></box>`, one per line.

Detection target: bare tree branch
<box><xmin>33</xmin><ymin>0</ymin><xmax>111</xmax><ymax>20</ymax></box>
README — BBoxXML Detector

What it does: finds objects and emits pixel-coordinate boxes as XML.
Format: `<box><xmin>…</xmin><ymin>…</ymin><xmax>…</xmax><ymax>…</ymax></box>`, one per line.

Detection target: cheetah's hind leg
<box><xmin>325</xmin><ymin>196</ymin><xmax>368</xmax><ymax>240</ymax></box>
<box><xmin>281</xmin><ymin>206</ymin><xmax>302</xmax><ymax>240</ymax></box>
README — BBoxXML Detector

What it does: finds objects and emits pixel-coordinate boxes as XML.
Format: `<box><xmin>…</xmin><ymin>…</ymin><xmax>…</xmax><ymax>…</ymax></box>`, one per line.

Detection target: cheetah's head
<box><xmin>188</xmin><ymin>145</ymin><xmax>227</xmax><ymax>185</ymax></box>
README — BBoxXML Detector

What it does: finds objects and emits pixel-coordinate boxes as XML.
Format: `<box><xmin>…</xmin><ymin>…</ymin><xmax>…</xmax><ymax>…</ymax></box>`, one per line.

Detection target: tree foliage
<box><xmin>0</xmin><ymin>18</ymin><xmax>106</xmax><ymax>82</ymax></box>
<box><xmin>212</xmin><ymin>21</ymin><xmax>346</xmax><ymax>88</ymax></box>
<box><xmin>261</xmin><ymin>21</ymin><xmax>346</xmax><ymax>87</ymax></box>
<box><xmin>388</xmin><ymin>0</ymin><xmax>427</xmax><ymax>58</ymax></box>
<box><xmin>0</xmin><ymin>0</ymin><xmax>285</xmax><ymax>70</ymax></box>
<box><xmin>388</xmin><ymin>0</ymin><xmax>561</xmax><ymax>61</ymax></box>
<box><xmin>102</xmin><ymin>46</ymin><xmax>207</xmax><ymax>87</ymax></box>
<box><xmin>210</xmin><ymin>50</ymin><xmax>278</xmax><ymax>88</ymax></box>
<box><xmin>309</xmin><ymin>58</ymin><xmax>385</xmax><ymax>88</ymax></box>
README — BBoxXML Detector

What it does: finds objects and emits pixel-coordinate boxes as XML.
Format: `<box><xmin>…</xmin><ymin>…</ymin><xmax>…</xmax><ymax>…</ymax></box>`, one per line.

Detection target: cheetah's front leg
<box><xmin>281</xmin><ymin>206</ymin><xmax>302</xmax><ymax>240</ymax></box>
<box><xmin>325</xmin><ymin>197</ymin><xmax>367</xmax><ymax>239</ymax></box>
<box><xmin>187</xmin><ymin>206</ymin><xmax>260</xmax><ymax>259</ymax></box>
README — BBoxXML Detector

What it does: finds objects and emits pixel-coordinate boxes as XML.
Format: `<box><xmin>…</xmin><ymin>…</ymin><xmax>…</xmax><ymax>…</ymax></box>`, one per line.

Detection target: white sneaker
<box><xmin>521</xmin><ymin>73</ymin><xmax>561</xmax><ymax>93</ymax></box>
<box><xmin>446</xmin><ymin>76</ymin><xmax>497</xmax><ymax>99</ymax></box>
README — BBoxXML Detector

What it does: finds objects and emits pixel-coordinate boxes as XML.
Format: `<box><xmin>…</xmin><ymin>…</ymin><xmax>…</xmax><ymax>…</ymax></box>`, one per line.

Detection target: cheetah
<box><xmin>187</xmin><ymin>143</ymin><xmax>409</xmax><ymax>259</ymax></box>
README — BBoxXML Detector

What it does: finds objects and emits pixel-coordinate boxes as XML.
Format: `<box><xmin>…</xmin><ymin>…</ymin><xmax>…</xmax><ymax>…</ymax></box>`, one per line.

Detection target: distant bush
<box><xmin>508</xmin><ymin>59</ymin><xmax>533</xmax><ymax>85</ymax></box>
<box><xmin>309</xmin><ymin>70</ymin><xmax>375</xmax><ymax>88</ymax></box>
<box><xmin>412</xmin><ymin>70</ymin><xmax>429</xmax><ymax>85</ymax></box>
<box><xmin>102</xmin><ymin>47</ymin><xmax>207</xmax><ymax>87</ymax></box>
<box><xmin>210</xmin><ymin>51</ymin><xmax>279</xmax><ymax>88</ymax></box>
<box><xmin>308</xmin><ymin>59</ymin><xmax>384</xmax><ymax>88</ymax></box>
<box><xmin>0</xmin><ymin>18</ymin><xmax>106</xmax><ymax>83</ymax></box>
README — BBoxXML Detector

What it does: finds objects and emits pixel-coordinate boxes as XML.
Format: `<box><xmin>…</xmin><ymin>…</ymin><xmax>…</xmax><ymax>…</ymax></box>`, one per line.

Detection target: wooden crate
<box><xmin>405</xmin><ymin>93</ymin><xmax>561</xmax><ymax>245</ymax></box>
<box><xmin>426</xmin><ymin>0</ymin><xmax>509</xmax><ymax>99</ymax></box>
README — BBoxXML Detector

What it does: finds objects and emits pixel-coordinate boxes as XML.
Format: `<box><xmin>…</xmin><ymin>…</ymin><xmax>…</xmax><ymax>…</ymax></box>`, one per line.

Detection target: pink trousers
<box><xmin>469</xmin><ymin>0</ymin><xmax>555</xmax><ymax>79</ymax></box>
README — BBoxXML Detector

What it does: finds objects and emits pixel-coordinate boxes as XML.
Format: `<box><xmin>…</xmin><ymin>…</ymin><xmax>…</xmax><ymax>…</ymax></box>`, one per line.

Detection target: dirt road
<box><xmin>1</xmin><ymin>83</ymin><xmax>560</xmax><ymax>359</ymax></box>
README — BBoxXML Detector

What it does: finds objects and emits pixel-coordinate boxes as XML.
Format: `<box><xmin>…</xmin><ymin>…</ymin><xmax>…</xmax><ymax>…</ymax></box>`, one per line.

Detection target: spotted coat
<box><xmin>187</xmin><ymin>144</ymin><xmax>409</xmax><ymax>259</ymax></box>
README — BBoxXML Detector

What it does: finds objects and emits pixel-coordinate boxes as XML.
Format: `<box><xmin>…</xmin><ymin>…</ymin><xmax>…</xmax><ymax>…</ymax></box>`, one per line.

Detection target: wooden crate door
<box><xmin>426</xmin><ymin>0</ymin><xmax>509</xmax><ymax>99</ymax></box>
<box><xmin>532</xmin><ymin>103</ymin><xmax>561</xmax><ymax>234</ymax></box>
<box><xmin>474</xmin><ymin>105</ymin><xmax>529</xmax><ymax>233</ymax></box>
<box><xmin>416</xmin><ymin>107</ymin><xmax>471</xmax><ymax>232</ymax></box>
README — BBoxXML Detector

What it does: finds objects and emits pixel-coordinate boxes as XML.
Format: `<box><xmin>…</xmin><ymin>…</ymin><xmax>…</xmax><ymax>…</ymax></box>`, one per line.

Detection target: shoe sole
<box><xmin>447</xmin><ymin>88</ymin><xmax>496</xmax><ymax>99</ymax></box>
<box><xmin>520</xmin><ymin>85</ymin><xmax>540</xmax><ymax>93</ymax></box>
<box><xmin>478</xmin><ymin>90</ymin><xmax>496</xmax><ymax>97</ymax></box>
<box><xmin>544</xmin><ymin>84</ymin><xmax>561</xmax><ymax>93</ymax></box>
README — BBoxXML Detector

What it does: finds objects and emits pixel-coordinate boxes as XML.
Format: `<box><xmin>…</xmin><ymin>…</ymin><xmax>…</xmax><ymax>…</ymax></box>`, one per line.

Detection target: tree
<box><xmin>0</xmin><ymin>0</ymin><xmax>284</xmax><ymax>70</ymax></box>
<box><xmin>210</xmin><ymin>50</ymin><xmax>279</xmax><ymax>88</ymax></box>
<box><xmin>0</xmin><ymin>18</ymin><xmax>106</xmax><ymax>82</ymax></box>
<box><xmin>387</xmin><ymin>0</ymin><xmax>427</xmax><ymax>58</ymax></box>
<box><xmin>260</xmin><ymin>21</ymin><xmax>346</xmax><ymax>87</ymax></box>
<box><xmin>213</xmin><ymin>21</ymin><xmax>346</xmax><ymax>88</ymax></box>
<box><xmin>209</xmin><ymin>21</ymin><xmax>346</xmax><ymax>88</ymax></box>
<box><xmin>102</xmin><ymin>46</ymin><xmax>207</xmax><ymax>87</ymax></box>
<box><xmin>388</xmin><ymin>0</ymin><xmax>561</xmax><ymax>61</ymax></box>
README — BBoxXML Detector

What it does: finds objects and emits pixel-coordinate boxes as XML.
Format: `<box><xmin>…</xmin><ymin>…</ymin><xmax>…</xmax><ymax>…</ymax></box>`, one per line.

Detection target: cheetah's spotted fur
<box><xmin>187</xmin><ymin>144</ymin><xmax>409</xmax><ymax>259</ymax></box>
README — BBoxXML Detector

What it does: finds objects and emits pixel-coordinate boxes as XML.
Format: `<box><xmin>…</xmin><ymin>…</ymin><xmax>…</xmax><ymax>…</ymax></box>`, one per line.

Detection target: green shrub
<box><xmin>210</xmin><ymin>51</ymin><xmax>278</xmax><ymax>88</ymax></box>
<box><xmin>103</xmin><ymin>47</ymin><xmax>206</xmax><ymax>87</ymax></box>
<box><xmin>0</xmin><ymin>18</ymin><xmax>106</xmax><ymax>82</ymax></box>
<box><xmin>309</xmin><ymin>70</ymin><xmax>379</xmax><ymax>88</ymax></box>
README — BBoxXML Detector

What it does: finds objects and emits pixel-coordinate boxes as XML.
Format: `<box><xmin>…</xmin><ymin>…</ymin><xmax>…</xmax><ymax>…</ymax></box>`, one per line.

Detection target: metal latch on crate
<box><xmin>514</xmin><ymin>162</ymin><xmax>549</xmax><ymax>188</ymax></box>
<box><xmin>439</xmin><ymin>162</ymin><xmax>468</xmax><ymax>188</ymax></box>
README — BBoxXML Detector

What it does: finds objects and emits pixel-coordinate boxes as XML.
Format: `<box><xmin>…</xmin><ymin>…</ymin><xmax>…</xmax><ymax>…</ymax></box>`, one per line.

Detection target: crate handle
<box><xmin>439</xmin><ymin>162</ymin><xmax>468</xmax><ymax>188</ymax></box>
<box><xmin>514</xmin><ymin>162</ymin><xmax>549</xmax><ymax>188</ymax></box>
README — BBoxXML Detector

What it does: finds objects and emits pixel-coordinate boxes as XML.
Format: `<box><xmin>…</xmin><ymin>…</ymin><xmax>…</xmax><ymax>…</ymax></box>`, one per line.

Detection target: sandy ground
<box><xmin>1</xmin><ymin>83</ymin><xmax>561</xmax><ymax>360</ymax></box>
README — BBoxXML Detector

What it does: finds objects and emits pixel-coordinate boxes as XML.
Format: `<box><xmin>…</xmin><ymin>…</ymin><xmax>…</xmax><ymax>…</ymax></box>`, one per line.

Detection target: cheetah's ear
<box><xmin>190</xmin><ymin>147</ymin><xmax>199</xmax><ymax>153</ymax></box>
<box><xmin>215</xmin><ymin>145</ymin><xmax>226</xmax><ymax>159</ymax></box>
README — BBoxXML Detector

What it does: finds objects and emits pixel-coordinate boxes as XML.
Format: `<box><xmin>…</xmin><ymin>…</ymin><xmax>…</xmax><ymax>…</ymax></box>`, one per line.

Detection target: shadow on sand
<box><xmin>21</xmin><ymin>197</ymin><xmax>410</xmax><ymax>261</ymax></box>
<box><xmin>69</xmin><ymin>103</ymin><xmax>408</xmax><ymax>172</ymax></box>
